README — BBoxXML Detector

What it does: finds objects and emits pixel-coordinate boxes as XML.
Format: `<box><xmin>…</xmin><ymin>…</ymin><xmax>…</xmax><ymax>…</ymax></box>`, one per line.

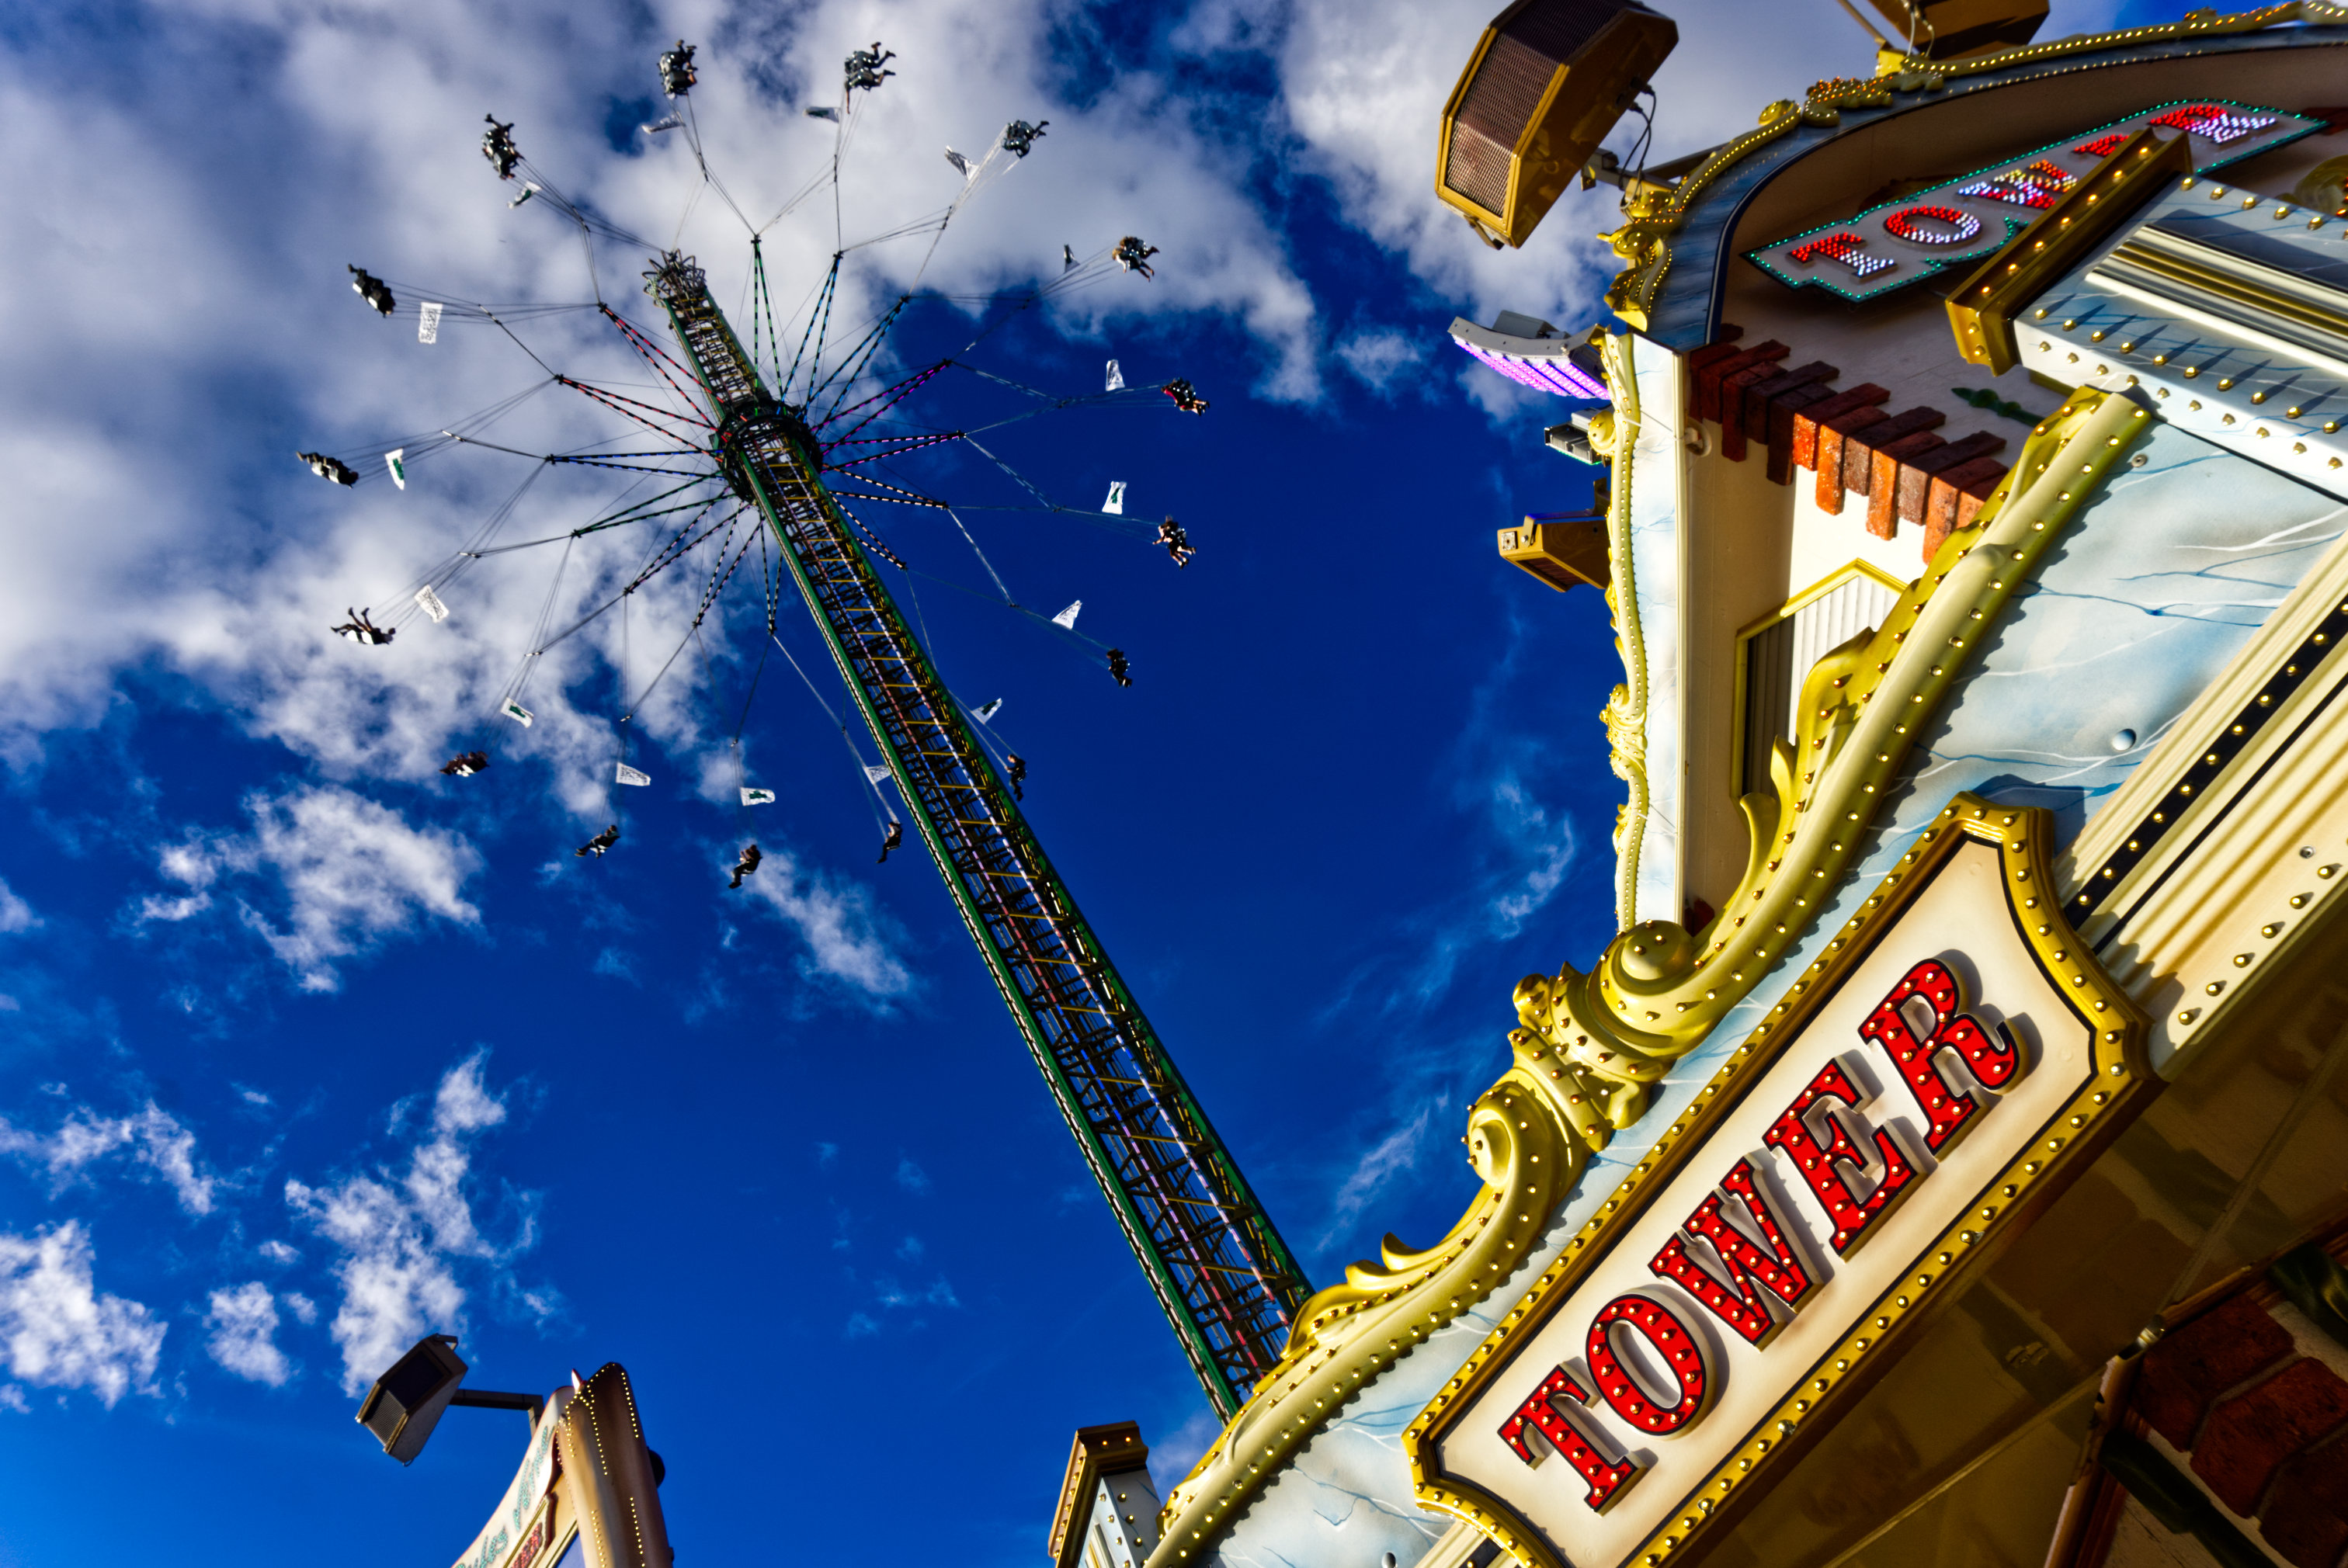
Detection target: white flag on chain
<box><xmin>741</xmin><ymin>786</ymin><xmax>776</xmax><ymax>806</ymax></box>
<box><xmin>385</xmin><ymin>449</ymin><xmax>407</xmax><ymax>490</ymax></box>
<box><xmin>414</xmin><ymin>585</ymin><xmax>449</xmax><ymax>623</ymax></box>
<box><xmin>418</xmin><ymin>303</ymin><xmax>443</xmax><ymax>345</ymax></box>
<box><xmin>972</xmin><ymin>699</ymin><xmax>1002</xmax><ymax>723</ymax></box>
<box><xmin>864</xmin><ymin>764</ymin><xmax>891</xmax><ymax>785</ymax></box>
<box><xmin>502</xmin><ymin>699</ymin><xmax>533</xmax><ymax>727</ymax></box>
<box><xmin>616</xmin><ymin>763</ymin><xmax>651</xmax><ymax>786</ymax></box>
<box><xmin>1052</xmin><ymin>600</ymin><xmax>1082</xmax><ymax>630</ymax></box>
<box><xmin>1105</xmin><ymin>359</ymin><xmax>1124</xmax><ymax>392</ymax></box>
<box><xmin>1102</xmin><ymin>480</ymin><xmax>1125</xmax><ymax>515</ymax></box>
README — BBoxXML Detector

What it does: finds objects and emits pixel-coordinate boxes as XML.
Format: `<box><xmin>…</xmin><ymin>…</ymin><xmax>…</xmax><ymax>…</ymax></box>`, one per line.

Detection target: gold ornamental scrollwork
<box><xmin>1589</xmin><ymin>331</ymin><xmax>1648</xmax><ymax>932</ymax></box>
<box><xmin>1516</xmin><ymin>387</ymin><xmax>2150</xmax><ymax>1130</ymax></box>
<box><xmin>1145</xmin><ymin>387</ymin><xmax>2151</xmax><ymax>1568</ymax></box>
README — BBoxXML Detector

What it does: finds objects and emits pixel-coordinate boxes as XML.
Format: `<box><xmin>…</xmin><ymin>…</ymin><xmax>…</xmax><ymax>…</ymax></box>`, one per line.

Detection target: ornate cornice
<box><xmin>1599</xmin><ymin>1</ymin><xmax>2345</xmax><ymax>330</ymax></box>
<box><xmin>1144</xmin><ymin>389</ymin><xmax>2152</xmax><ymax>1568</ymax></box>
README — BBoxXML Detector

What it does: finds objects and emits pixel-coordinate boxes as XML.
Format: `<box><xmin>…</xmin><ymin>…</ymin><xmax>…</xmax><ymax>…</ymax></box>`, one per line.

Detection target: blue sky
<box><xmin>0</xmin><ymin>0</ymin><xmax>2171</xmax><ymax>1563</ymax></box>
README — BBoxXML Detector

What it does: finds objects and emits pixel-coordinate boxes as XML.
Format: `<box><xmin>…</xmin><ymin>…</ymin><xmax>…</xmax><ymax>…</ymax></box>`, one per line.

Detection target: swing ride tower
<box><xmin>645</xmin><ymin>251</ymin><xmax>1307</xmax><ymax>1419</ymax></box>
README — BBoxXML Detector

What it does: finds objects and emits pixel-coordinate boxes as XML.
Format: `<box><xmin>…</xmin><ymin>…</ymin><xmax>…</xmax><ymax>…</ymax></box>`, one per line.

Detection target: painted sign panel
<box><xmin>1409</xmin><ymin>800</ymin><xmax>2155</xmax><ymax>1568</ymax></box>
<box><xmin>453</xmin><ymin>1392</ymin><xmax>568</xmax><ymax>1568</ymax></box>
<box><xmin>1744</xmin><ymin>100</ymin><xmax>2318</xmax><ymax>302</ymax></box>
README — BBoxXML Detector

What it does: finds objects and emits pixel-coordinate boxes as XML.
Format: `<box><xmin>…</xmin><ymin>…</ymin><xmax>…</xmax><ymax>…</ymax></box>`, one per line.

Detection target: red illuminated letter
<box><xmin>1497</xmin><ymin>1365</ymin><xmax>1646</xmax><ymax>1514</ymax></box>
<box><xmin>1586</xmin><ymin>1294</ymin><xmax>1711</xmax><ymax>1436</ymax></box>
<box><xmin>1787</xmin><ymin>231</ymin><xmax>1893</xmax><ymax>279</ymax></box>
<box><xmin>1762</xmin><ymin>1059</ymin><xmax>1916</xmax><ymax>1257</ymax></box>
<box><xmin>1859</xmin><ymin>959</ymin><xmax>2023</xmax><ymax>1153</ymax></box>
<box><xmin>1648</xmin><ymin>1157</ymin><xmax>1815</xmax><ymax>1346</ymax></box>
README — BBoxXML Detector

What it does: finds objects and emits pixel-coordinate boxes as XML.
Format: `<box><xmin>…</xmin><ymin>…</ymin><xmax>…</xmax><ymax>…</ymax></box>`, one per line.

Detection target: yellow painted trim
<box><xmin>1594</xmin><ymin>332</ymin><xmax>1648</xmax><ymax>932</ymax></box>
<box><xmin>1402</xmin><ymin>795</ymin><xmax>2157</xmax><ymax>1568</ymax></box>
<box><xmin>1727</xmin><ymin>560</ymin><xmax>1912</xmax><ymax>802</ymax></box>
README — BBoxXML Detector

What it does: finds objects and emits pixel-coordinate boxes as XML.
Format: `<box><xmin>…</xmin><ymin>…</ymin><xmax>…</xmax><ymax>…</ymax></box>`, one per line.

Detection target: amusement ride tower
<box><xmin>641</xmin><ymin>252</ymin><xmax>1306</xmax><ymax>1415</ymax></box>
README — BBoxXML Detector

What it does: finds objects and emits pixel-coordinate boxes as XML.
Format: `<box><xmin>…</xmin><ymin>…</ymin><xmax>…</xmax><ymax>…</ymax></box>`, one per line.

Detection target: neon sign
<box><xmin>1409</xmin><ymin>803</ymin><xmax>2156</xmax><ymax>1568</ymax></box>
<box><xmin>1745</xmin><ymin>99</ymin><xmax>2318</xmax><ymax>303</ymax></box>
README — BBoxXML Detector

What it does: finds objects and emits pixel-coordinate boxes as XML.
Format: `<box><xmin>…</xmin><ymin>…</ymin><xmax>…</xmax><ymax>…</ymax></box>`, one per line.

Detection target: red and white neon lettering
<box><xmin>1881</xmin><ymin>205</ymin><xmax>1982</xmax><ymax>246</ymax></box>
<box><xmin>1858</xmin><ymin>959</ymin><xmax>2022</xmax><ymax>1152</ymax></box>
<box><xmin>1762</xmin><ymin>1059</ymin><xmax>1916</xmax><ymax>1256</ymax></box>
<box><xmin>1497</xmin><ymin>1365</ymin><xmax>1647</xmax><ymax>1512</ymax></box>
<box><xmin>1957</xmin><ymin>160</ymin><xmax>2074</xmax><ymax>210</ymax></box>
<box><xmin>2148</xmin><ymin>103</ymin><xmax>2277</xmax><ymax>146</ymax></box>
<box><xmin>1787</xmin><ymin>231</ymin><xmax>1894</xmax><ymax>279</ymax></box>
<box><xmin>1647</xmin><ymin>1157</ymin><xmax>1815</xmax><ymax>1346</ymax></box>
<box><xmin>1586</xmin><ymin>1294</ymin><xmax>1711</xmax><ymax>1436</ymax></box>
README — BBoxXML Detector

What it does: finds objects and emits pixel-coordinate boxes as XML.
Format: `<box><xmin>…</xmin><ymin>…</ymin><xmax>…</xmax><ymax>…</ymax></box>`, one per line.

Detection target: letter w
<box><xmin>1648</xmin><ymin>1157</ymin><xmax>1815</xmax><ymax>1347</ymax></box>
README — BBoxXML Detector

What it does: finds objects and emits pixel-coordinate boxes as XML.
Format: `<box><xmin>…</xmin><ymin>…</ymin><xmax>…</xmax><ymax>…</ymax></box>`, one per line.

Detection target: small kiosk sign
<box><xmin>1408</xmin><ymin>801</ymin><xmax>2155</xmax><ymax>1568</ymax></box>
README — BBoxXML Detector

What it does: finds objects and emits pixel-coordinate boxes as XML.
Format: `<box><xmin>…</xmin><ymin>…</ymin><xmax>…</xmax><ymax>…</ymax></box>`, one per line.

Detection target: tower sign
<box><xmin>1408</xmin><ymin>803</ymin><xmax>2156</xmax><ymax>1568</ymax></box>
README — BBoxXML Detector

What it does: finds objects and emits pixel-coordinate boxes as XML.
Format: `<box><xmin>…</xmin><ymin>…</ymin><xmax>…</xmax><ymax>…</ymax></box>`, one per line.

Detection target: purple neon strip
<box><xmin>1454</xmin><ymin>339</ymin><xmax>1605</xmax><ymax>398</ymax></box>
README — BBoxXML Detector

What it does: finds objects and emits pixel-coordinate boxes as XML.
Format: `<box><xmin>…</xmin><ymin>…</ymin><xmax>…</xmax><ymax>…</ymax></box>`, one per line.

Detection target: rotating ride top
<box><xmin>303</xmin><ymin>39</ymin><xmax>1305</xmax><ymax>1417</ymax></box>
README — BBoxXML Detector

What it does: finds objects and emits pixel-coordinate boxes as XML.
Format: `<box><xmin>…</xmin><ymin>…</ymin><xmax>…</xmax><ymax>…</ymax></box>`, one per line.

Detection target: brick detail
<box><xmin>1693</xmin><ymin>342</ymin><xmax>1787</xmax><ymax>425</ymax></box>
<box><xmin>1867</xmin><ymin>430</ymin><xmax>1949</xmax><ymax>539</ymax></box>
<box><xmin>2191</xmin><ymin>1358</ymin><xmax>2348</xmax><ymax>1516</ymax></box>
<box><xmin>1902</xmin><ymin>434</ymin><xmax>2009</xmax><ymax>537</ymax></box>
<box><xmin>2137</xmin><ymin>1294</ymin><xmax>2297</xmax><ymax>1448</ymax></box>
<box><xmin>1790</xmin><ymin>384</ymin><xmax>1890</xmax><ymax>472</ymax></box>
<box><xmin>1741</xmin><ymin>361</ymin><xmax>1837</xmax><ymax>443</ymax></box>
<box><xmin>2261</xmin><ymin>1434</ymin><xmax>2348</xmax><ymax>1568</ymax></box>
<box><xmin>1923</xmin><ymin>457</ymin><xmax>2010</xmax><ymax>563</ymax></box>
<box><xmin>1766</xmin><ymin>385</ymin><xmax>1834</xmax><ymax>486</ymax></box>
<box><xmin>1676</xmin><ymin>335</ymin><xmax>2009</xmax><ymax>546</ymax></box>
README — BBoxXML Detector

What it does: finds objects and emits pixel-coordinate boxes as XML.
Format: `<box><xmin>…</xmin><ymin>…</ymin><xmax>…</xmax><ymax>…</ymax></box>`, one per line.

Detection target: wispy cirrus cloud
<box><xmin>0</xmin><ymin>1098</ymin><xmax>218</xmax><ymax>1216</ymax></box>
<box><xmin>286</xmin><ymin>1051</ymin><xmax>556</xmax><ymax>1394</ymax></box>
<box><xmin>135</xmin><ymin>783</ymin><xmax>480</xmax><ymax>992</ymax></box>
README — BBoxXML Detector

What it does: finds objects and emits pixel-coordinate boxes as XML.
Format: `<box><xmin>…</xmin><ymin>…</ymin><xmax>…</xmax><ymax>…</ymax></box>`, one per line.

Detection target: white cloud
<box><xmin>141</xmin><ymin>784</ymin><xmax>480</xmax><ymax>991</ymax></box>
<box><xmin>0</xmin><ymin>1222</ymin><xmax>165</xmax><ymax>1406</ymax></box>
<box><xmin>0</xmin><ymin>1100</ymin><xmax>218</xmax><ymax>1216</ymax></box>
<box><xmin>204</xmin><ymin>1282</ymin><xmax>293</xmax><ymax>1386</ymax></box>
<box><xmin>1319</xmin><ymin>1105</ymin><xmax>1432</xmax><ymax>1244</ymax></box>
<box><xmin>0</xmin><ymin>876</ymin><xmax>37</xmax><ymax>933</ymax></box>
<box><xmin>1333</xmin><ymin>328</ymin><xmax>1424</xmax><ymax>393</ymax></box>
<box><xmin>287</xmin><ymin>1052</ymin><xmax>547</xmax><ymax>1394</ymax></box>
<box><xmin>741</xmin><ymin>848</ymin><xmax>913</xmax><ymax>998</ymax></box>
<box><xmin>894</xmin><ymin>1157</ymin><xmax>931</xmax><ymax>1195</ymax></box>
<box><xmin>259</xmin><ymin>1240</ymin><xmax>300</xmax><ymax>1264</ymax></box>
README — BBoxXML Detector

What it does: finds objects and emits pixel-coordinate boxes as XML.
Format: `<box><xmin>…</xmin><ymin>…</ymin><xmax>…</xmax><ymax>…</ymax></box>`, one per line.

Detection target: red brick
<box><xmin>1898</xmin><ymin>432</ymin><xmax>2008</xmax><ymax>527</ymax></box>
<box><xmin>1693</xmin><ymin>341</ymin><xmax>1787</xmax><ymax>425</ymax></box>
<box><xmin>1844</xmin><ymin>408</ymin><xmax>1947</xmax><ymax>501</ymax></box>
<box><xmin>2138</xmin><ymin>1295</ymin><xmax>2297</xmax><ymax>1448</ymax></box>
<box><xmin>1869</xmin><ymin>431</ymin><xmax>1948</xmax><ymax>538</ymax></box>
<box><xmin>1923</xmin><ymin>457</ymin><xmax>2010</xmax><ymax>562</ymax></box>
<box><xmin>1741</xmin><ymin>361</ymin><xmax>1837</xmax><ymax>442</ymax></box>
<box><xmin>1683</xmin><ymin>340</ymin><xmax>1749</xmax><ymax>422</ymax></box>
<box><xmin>1791</xmin><ymin>383</ymin><xmax>1890</xmax><ymax>470</ymax></box>
<box><xmin>1766</xmin><ymin>385</ymin><xmax>1833</xmax><ymax>485</ymax></box>
<box><xmin>2261</xmin><ymin>1435</ymin><xmax>2348</xmax><ymax>1568</ymax></box>
<box><xmin>1718</xmin><ymin>359</ymin><xmax>1794</xmax><ymax>462</ymax></box>
<box><xmin>1815</xmin><ymin>407</ymin><xmax>1889</xmax><ymax>515</ymax></box>
<box><xmin>2193</xmin><ymin>1358</ymin><xmax>2348</xmax><ymax>1516</ymax></box>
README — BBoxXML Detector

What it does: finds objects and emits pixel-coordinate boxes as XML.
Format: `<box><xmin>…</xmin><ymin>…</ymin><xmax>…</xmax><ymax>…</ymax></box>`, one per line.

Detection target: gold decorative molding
<box><xmin>1402</xmin><ymin>796</ymin><xmax>2157</xmax><ymax>1568</ymax></box>
<box><xmin>1147</xmin><ymin>1076</ymin><xmax>1587</xmax><ymax>1565</ymax></box>
<box><xmin>1600</xmin><ymin>2</ymin><xmax>2336</xmax><ymax>329</ymax></box>
<box><xmin>1515</xmin><ymin>387</ymin><xmax>2151</xmax><ymax>1143</ymax></box>
<box><xmin>1593</xmin><ymin>331</ymin><xmax>1649</xmax><ymax>933</ymax></box>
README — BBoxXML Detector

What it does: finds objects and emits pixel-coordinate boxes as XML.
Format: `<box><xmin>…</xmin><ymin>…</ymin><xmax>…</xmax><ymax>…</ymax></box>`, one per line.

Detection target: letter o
<box><xmin>1586</xmin><ymin>1293</ymin><xmax>1711</xmax><ymax>1436</ymax></box>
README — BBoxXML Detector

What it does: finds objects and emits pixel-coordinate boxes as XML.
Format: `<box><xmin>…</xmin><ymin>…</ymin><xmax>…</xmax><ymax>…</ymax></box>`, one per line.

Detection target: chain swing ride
<box><xmin>297</xmin><ymin>39</ymin><xmax>1308</xmax><ymax>1419</ymax></box>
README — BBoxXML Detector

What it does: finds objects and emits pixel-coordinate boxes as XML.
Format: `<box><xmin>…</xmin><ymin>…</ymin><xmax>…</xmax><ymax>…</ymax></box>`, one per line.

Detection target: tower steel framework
<box><xmin>645</xmin><ymin>252</ymin><xmax>1306</xmax><ymax>1417</ymax></box>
